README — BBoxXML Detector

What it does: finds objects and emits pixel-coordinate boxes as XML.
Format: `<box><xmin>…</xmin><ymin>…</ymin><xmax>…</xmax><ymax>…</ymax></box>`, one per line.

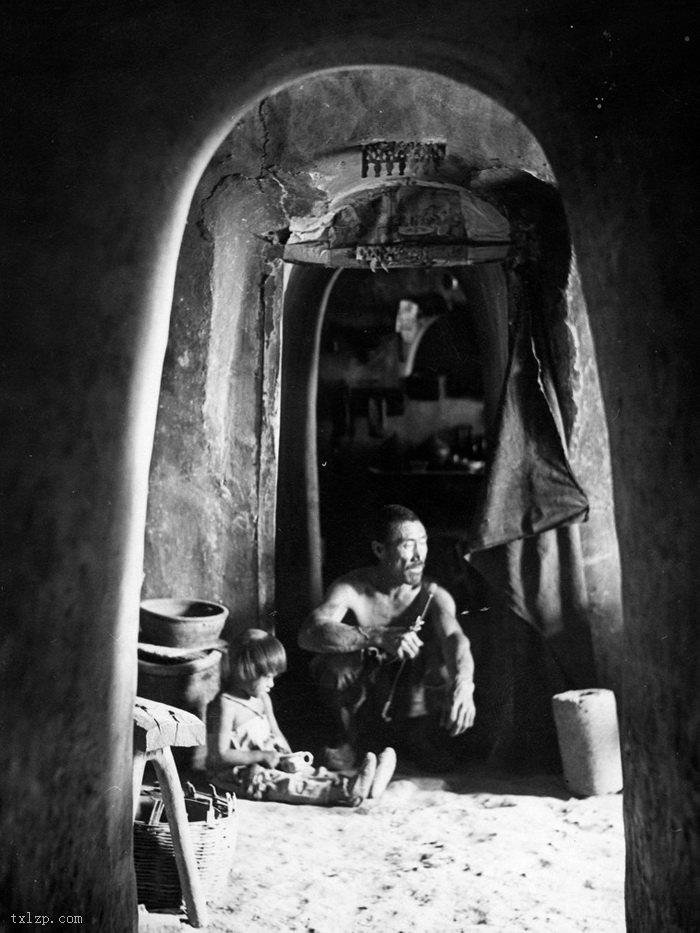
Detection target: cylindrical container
<box><xmin>137</xmin><ymin>648</ymin><xmax>226</xmax><ymax>770</ymax></box>
<box><xmin>140</xmin><ymin>598</ymin><xmax>229</xmax><ymax>649</ymax></box>
<box><xmin>552</xmin><ymin>688</ymin><xmax>623</xmax><ymax>796</ymax></box>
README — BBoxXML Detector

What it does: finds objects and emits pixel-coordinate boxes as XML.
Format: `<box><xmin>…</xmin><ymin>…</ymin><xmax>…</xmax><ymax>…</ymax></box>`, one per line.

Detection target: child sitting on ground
<box><xmin>207</xmin><ymin>628</ymin><xmax>396</xmax><ymax>806</ymax></box>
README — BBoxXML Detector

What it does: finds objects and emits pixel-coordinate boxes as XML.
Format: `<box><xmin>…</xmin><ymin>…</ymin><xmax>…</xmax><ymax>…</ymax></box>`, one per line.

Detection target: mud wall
<box><xmin>142</xmin><ymin>170</ymin><xmax>285</xmax><ymax>634</ymax></box>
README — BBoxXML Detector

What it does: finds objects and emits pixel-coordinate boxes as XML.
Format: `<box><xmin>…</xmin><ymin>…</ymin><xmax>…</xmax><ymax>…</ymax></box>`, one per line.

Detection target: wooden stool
<box><xmin>133</xmin><ymin>697</ymin><xmax>208</xmax><ymax>927</ymax></box>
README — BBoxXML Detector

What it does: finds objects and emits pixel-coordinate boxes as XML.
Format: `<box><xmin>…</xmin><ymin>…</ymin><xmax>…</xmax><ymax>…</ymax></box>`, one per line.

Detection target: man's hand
<box><xmin>441</xmin><ymin>681</ymin><xmax>476</xmax><ymax>736</ymax></box>
<box><xmin>380</xmin><ymin>626</ymin><xmax>423</xmax><ymax>659</ymax></box>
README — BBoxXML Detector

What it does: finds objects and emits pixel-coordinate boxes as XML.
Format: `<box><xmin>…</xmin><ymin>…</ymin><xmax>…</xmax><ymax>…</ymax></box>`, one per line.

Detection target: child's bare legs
<box><xmin>209</xmin><ymin>742</ymin><xmax>401</xmax><ymax>806</ymax></box>
<box><xmin>210</xmin><ymin>753</ymin><xmax>380</xmax><ymax>807</ymax></box>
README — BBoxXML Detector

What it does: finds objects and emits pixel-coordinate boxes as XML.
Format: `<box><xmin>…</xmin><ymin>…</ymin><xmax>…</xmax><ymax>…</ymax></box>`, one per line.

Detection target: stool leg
<box><xmin>149</xmin><ymin>747</ymin><xmax>209</xmax><ymax>928</ymax></box>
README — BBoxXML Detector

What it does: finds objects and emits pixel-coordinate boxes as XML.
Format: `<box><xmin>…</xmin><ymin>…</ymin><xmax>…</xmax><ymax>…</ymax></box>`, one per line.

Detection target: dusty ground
<box><xmin>139</xmin><ymin>765</ymin><xmax>624</xmax><ymax>933</ymax></box>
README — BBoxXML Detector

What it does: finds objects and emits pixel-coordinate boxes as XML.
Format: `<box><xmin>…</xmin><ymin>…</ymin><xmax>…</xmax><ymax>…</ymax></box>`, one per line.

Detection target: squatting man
<box><xmin>299</xmin><ymin>504</ymin><xmax>476</xmax><ymax>770</ymax></box>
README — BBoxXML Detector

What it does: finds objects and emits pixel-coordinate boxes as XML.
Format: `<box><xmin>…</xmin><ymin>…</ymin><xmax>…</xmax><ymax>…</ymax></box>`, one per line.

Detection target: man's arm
<box><xmin>430</xmin><ymin>586</ymin><xmax>476</xmax><ymax>735</ymax></box>
<box><xmin>298</xmin><ymin>580</ymin><xmax>372</xmax><ymax>653</ymax></box>
<box><xmin>298</xmin><ymin>577</ymin><xmax>424</xmax><ymax>658</ymax></box>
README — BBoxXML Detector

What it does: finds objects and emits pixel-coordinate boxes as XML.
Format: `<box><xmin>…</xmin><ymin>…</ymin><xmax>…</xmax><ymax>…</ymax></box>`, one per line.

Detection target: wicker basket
<box><xmin>134</xmin><ymin>787</ymin><xmax>238</xmax><ymax>911</ymax></box>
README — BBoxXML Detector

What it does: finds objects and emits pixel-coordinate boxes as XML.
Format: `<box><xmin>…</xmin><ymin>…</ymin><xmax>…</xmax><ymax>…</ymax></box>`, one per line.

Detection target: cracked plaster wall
<box><xmin>144</xmin><ymin>170</ymin><xmax>285</xmax><ymax>633</ymax></box>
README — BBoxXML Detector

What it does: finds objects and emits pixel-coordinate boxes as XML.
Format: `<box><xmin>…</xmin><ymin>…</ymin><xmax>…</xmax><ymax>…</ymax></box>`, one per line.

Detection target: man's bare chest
<box><xmin>351</xmin><ymin>587</ymin><xmax>425</xmax><ymax>630</ymax></box>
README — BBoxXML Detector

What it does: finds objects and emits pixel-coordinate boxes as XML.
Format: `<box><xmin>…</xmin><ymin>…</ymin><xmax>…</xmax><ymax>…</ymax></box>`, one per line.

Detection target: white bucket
<box><xmin>552</xmin><ymin>688</ymin><xmax>623</xmax><ymax>796</ymax></box>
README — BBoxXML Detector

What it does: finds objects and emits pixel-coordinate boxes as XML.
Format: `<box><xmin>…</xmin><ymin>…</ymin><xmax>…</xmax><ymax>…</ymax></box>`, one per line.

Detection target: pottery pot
<box><xmin>140</xmin><ymin>597</ymin><xmax>228</xmax><ymax>648</ymax></box>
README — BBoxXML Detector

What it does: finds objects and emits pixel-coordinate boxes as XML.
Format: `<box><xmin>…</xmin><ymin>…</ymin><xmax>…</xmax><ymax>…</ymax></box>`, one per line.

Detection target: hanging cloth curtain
<box><xmin>466</xmin><ymin>299</ymin><xmax>589</xmax><ymax>553</ymax></box>
<box><xmin>464</xmin><ymin>282</ymin><xmax>596</xmax><ymax>685</ymax></box>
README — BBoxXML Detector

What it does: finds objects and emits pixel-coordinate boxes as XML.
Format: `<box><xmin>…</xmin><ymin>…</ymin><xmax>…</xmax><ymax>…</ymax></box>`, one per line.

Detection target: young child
<box><xmin>207</xmin><ymin>628</ymin><xmax>396</xmax><ymax>806</ymax></box>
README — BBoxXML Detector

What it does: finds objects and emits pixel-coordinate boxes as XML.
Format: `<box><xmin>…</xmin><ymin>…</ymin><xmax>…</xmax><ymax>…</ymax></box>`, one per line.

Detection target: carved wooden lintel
<box><xmin>361</xmin><ymin>140</ymin><xmax>446</xmax><ymax>178</ymax></box>
<box><xmin>354</xmin><ymin>242</ymin><xmax>510</xmax><ymax>269</ymax></box>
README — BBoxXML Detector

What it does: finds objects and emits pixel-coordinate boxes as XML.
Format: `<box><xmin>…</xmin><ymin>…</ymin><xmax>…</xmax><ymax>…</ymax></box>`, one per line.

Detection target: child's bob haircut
<box><xmin>228</xmin><ymin>628</ymin><xmax>287</xmax><ymax>686</ymax></box>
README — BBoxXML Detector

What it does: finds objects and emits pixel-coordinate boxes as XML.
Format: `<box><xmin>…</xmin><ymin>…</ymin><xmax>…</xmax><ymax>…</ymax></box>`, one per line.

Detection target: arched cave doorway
<box><xmin>144</xmin><ymin>66</ymin><xmax>621</xmax><ymax>771</ymax></box>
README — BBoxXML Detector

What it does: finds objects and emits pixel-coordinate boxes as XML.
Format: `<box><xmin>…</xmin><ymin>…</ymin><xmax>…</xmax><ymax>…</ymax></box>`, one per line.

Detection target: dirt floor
<box><xmin>138</xmin><ymin>763</ymin><xmax>625</xmax><ymax>933</ymax></box>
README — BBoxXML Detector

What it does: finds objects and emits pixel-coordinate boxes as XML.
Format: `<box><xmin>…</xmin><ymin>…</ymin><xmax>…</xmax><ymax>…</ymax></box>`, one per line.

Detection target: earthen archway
<box><xmin>146</xmin><ymin>69</ymin><xmax>620</xmax><ymax>774</ymax></box>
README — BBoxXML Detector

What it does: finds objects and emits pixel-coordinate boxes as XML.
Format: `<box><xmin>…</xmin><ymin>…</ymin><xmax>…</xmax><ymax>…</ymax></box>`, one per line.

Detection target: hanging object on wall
<box><xmin>283</xmin><ymin>180</ymin><xmax>510</xmax><ymax>269</ymax></box>
<box><xmin>465</xmin><ymin>303</ymin><xmax>589</xmax><ymax>555</ymax></box>
<box><xmin>394</xmin><ymin>299</ymin><xmax>440</xmax><ymax>376</ymax></box>
<box><xmin>361</xmin><ymin>140</ymin><xmax>447</xmax><ymax>178</ymax></box>
<box><xmin>395</xmin><ymin>299</ymin><xmax>421</xmax><ymax>345</ymax></box>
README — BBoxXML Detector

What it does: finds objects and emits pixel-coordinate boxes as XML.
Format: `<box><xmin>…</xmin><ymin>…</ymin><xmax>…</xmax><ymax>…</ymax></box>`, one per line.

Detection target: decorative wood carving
<box><xmin>361</xmin><ymin>140</ymin><xmax>446</xmax><ymax>178</ymax></box>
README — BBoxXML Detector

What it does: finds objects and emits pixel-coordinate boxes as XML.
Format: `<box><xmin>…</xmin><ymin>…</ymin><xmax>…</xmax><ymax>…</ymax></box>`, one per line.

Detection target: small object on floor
<box><xmin>350</xmin><ymin>752</ymin><xmax>377</xmax><ymax>803</ymax></box>
<box><xmin>369</xmin><ymin>746</ymin><xmax>397</xmax><ymax>799</ymax></box>
<box><xmin>277</xmin><ymin>750</ymin><xmax>315</xmax><ymax>773</ymax></box>
<box><xmin>322</xmin><ymin>742</ymin><xmax>357</xmax><ymax>771</ymax></box>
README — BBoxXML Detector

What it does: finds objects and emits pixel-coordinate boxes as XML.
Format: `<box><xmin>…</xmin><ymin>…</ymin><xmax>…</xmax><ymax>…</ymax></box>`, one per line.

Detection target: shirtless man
<box><xmin>298</xmin><ymin>504</ymin><xmax>476</xmax><ymax>769</ymax></box>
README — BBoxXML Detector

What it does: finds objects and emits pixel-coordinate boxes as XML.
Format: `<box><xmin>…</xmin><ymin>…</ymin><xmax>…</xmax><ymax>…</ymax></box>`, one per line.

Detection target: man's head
<box><xmin>370</xmin><ymin>504</ymin><xmax>428</xmax><ymax>587</ymax></box>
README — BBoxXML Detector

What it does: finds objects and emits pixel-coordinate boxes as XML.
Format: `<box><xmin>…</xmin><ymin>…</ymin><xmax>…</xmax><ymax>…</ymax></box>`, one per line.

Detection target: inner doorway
<box><xmin>316</xmin><ymin>266</ymin><xmax>488</xmax><ymax>605</ymax></box>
